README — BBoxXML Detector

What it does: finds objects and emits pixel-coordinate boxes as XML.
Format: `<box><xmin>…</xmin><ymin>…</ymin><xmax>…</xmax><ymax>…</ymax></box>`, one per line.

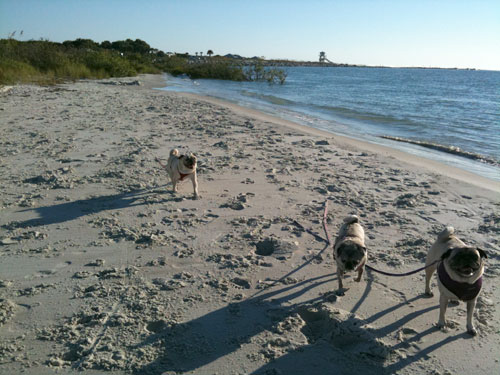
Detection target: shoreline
<box><xmin>146</xmin><ymin>74</ymin><xmax>499</xmax><ymax>193</ymax></box>
<box><xmin>0</xmin><ymin>74</ymin><xmax>498</xmax><ymax>375</ymax></box>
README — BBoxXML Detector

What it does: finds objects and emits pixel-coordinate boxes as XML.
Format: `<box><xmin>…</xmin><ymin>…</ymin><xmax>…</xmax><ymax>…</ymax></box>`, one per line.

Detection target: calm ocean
<box><xmin>159</xmin><ymin>67</ymin><xmax>500</xmax><ymax>181</ymax></box>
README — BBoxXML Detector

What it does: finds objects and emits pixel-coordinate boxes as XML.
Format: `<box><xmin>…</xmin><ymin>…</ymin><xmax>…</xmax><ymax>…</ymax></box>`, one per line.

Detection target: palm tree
<box><xmin>207</xmin><ymin>50</ymin><xmax>214</xmax><ymax>57</ymax></box>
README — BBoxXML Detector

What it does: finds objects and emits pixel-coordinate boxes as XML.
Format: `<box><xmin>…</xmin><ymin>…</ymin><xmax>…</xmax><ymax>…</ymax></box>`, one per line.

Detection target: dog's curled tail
<box><xmin>437</xmin><ymin>226</ymin><xmax>455</xmax><ymax>243</ymax></box>
<box><xmin>343</xmin><ymin>215</ymin><xmax>359</xmax><ymax>224</ymax></box>
<box><xmin>170</xmin><ymin>149</ymin><xmax>179</xmax><ymax>157</ymax></box>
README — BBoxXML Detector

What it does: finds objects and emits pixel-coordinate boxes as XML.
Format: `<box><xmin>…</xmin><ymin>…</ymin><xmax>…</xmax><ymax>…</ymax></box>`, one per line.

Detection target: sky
<box><xmin>1</xmin><ymin>0</ymin><xmax>499</xmax><ymax>70</ymax></box>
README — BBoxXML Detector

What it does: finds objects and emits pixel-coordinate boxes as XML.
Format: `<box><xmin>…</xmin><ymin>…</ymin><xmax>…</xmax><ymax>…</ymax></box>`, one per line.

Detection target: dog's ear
<box><xmin>477</xmin><ymin>248</ymin><xmax>487</xmax><ymax>259</ymax></box>
<box><xmin>361</xmin><ymin>246</ymin><xmax>367</xmax><ymax>253</ymax></box>
<box><xmin>336</xmin><ymin>246</ymin><xmax>343</xmax><ymax>256</ymax></box>
<box><xmin>441</xmin><ymin>249</ymin><xmax>453</xmax><ymax>260</ymax></box>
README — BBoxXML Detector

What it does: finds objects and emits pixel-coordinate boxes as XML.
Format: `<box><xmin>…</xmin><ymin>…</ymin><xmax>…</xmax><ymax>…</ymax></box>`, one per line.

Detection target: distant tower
<box><xmin>319</xmin><ymin>51</ymin><xmax>326</xmax><ymax>63</ymax></box>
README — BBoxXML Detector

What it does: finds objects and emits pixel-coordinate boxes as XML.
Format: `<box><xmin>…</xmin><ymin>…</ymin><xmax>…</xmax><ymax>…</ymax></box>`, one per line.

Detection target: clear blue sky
<box><xmin>1</xmin><ymin>0</ymin><xmax>499</xmax><ymax>70</ymax></box>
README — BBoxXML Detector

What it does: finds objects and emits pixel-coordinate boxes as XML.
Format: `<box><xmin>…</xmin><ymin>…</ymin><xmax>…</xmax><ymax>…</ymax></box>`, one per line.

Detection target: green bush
<box><xmin>0</xmin><ymin>38</ymin><xmax>286</xmax><ymax>85</ymax></box>
<box><xmin>185</xmin><ymin>60</ymin><xmax>246</xmax><ymax>81</ymax></box>
<box><xmin>0</xmin><ymin>58</ymin><xmax>40</xmax><ymax>84</ymax></box>
<box><xmin>81</xmin><ymin>50</ymin><xmax>137</xmax><ymax>77</ymax></box>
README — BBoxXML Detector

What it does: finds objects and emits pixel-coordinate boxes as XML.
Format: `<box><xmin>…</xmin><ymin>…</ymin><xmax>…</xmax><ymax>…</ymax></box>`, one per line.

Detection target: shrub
<box><xmin>0</xmin><ymin>38</ymin><xmax>286</xmax><ymax>85</ymax></box>
<box><xmin>81</xmin><ymin>50</ymin><xmax>137</xmax><ymax>77</ymax></box>
<box><xmin>0</xmin><ymin>58</ymin><xmax>40</xmax><ymax>84</ymax></box>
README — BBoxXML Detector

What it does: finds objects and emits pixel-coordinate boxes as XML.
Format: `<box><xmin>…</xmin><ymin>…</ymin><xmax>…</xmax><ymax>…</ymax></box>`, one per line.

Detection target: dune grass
<box><xmin>0</xmin><ymin>37</ymin><xmax>286</xmax><ymax>85</ymax></box>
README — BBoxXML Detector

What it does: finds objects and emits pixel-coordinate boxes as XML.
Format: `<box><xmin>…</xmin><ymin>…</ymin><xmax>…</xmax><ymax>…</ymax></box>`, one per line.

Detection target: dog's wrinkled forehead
<box><xmin>445</xmin><ymin>247</ymin><xmax>484</xmax><ymax>262</ymax></box>
<box><xmin>338</xmin><ymin>242</ymin><xmax>366</xmax><ymax>257</ymax></box>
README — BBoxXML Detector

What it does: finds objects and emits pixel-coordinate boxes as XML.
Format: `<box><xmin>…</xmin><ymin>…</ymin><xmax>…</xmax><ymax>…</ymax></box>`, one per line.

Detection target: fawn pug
<box><xmin>425</xmin><ymin>226</ymin><xmax>487</xmax><ymax>335</ymax></box>
<box><xmin>333</xmin><ymin>215</ymin><xmax>367</xmax><ymax>295</ymax></box>
<box><xmin>157</xmin><ymin>149</ymin><xmax>199</xmax><ymax>199</ymax></box>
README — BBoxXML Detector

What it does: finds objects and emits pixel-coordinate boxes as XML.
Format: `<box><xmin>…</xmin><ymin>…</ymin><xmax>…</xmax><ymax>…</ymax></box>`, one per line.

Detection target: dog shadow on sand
<box><xmin>133</xmin><ymin>245</ymin><xmax>463</xmax><ymax>375</ymax></box>
<box><xmin>250</xmin><ymin>269</ymin><xmax>468</xmax><ymax>375</ymax></box>
<box><xmin>133</xmin><ymin>273</ymin><xmax>336</xmax><ymax>375</ymax></box>
<box><xmin>3</xmin><ymin>186</ymin><xmax>189</xmax><ymax>229</ymax></box>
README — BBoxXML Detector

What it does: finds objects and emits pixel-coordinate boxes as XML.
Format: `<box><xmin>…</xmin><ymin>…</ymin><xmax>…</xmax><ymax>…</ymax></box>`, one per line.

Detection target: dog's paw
<box><xmin>193</xmin><ymin>194</ymin><xmax>201</xmax><ymax>200</ymax></box>
<box><xmin>467</xmin><ymin>328</ymin><xmax>477</xmax><ymax>336</ymax></box>
<box><xmin>335</xmin><ymin>289</ymin><xmax>346</xmax><ymax>296</ymax></box>
<box><xmin>436</xmin><ymin>321</ymin><xmax>448</xmax><ymax>332</ymax></box>
<box><xmin>467</xmin><ymin>325</ymin><xmax>477</xmax><ymax>336</ymax></box>
<box><xmin>424</xmin><ymin>290</ymin><xmax>434</xmax><ymax>298</ymax></box>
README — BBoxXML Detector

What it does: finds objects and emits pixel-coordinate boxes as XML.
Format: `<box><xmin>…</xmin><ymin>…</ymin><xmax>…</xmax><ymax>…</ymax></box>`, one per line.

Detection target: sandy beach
<box><xmin>0</xmin><ymin>74</ymin><xmax>499</xmax><ymax>375</ymax></box>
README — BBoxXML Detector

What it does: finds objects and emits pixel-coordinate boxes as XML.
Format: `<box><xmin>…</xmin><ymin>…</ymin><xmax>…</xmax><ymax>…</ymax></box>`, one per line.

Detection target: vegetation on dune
<box><xmin>0</xmin><ymin>36</ymin><xmax>287</xmax><ymax>85</ymax></box>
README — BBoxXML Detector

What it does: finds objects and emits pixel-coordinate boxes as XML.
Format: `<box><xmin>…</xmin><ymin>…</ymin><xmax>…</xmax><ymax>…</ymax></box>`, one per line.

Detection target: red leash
<box><xmin>323</xmin><ymin>200</ymin><xmax>332</xmax><ymax>246</ymax></box>
<box><xmin>292</xmin><ymin>200</ymin><xmax>332</xmax><ymax>244</ymax></box>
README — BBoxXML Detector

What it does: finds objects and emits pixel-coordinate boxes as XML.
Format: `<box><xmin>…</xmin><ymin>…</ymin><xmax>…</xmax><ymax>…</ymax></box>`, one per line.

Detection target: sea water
<box><xmin>159</xmin><ymin>67</ymin><xmax>500</xmax><ymax>181</ymax></box>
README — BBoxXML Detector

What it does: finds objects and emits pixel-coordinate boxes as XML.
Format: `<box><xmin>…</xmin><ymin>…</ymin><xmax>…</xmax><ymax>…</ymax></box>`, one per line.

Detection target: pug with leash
<box><xmin>425</xmin><ymin>227</ymin><xmax>487</xmax><ymax>335</ymax></box>
<box><xmin>156</xmin><ymin>149</ymin><xmax>200</xmax><ymax>199</ymax></box>
<box><xmin>333</xmin><ymin>215</ymin><xmax>368</xmax><ymax>296</ymax></box>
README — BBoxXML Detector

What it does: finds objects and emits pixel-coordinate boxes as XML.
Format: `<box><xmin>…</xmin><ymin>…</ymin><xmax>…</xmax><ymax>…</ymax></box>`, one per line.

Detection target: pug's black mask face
<box><xmin>447</xmin><ymin>248</ymin><xmax>482</xmax><ymax>277</ymax></box>
<box><xmin>338</xmin><ymin>243</ymin><xmax>366</xmax><ymax>271</ymax></box>
<box><xmin>182</xmin><ymin>155</ymin><xmax>196</xmax><ymax>169</ymax></box>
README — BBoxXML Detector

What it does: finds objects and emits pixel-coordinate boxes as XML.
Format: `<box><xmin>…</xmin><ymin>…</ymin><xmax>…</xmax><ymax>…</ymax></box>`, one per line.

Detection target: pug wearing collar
<box><xmin>157</xmin><ymin>149</ymin><xmax>199</xmax><ymax>199</ymax></box>
<box><xmin>425</xmin><ymin>227</ymin><xmax>487</xmax><ymax>335</ymax></box>
<box><xmin>333</xmin><ymin>215</ymin><xmax>367</xmax><ymax>295</ymax></box>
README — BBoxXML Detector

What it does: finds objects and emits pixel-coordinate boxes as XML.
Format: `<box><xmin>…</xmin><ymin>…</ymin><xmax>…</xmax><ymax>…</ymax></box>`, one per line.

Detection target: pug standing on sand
<box><xmin>425</xmin><ymin>227</ymin><xmax>487</xmax><ymax>335</ymax></box>
<box><xmin>156</xmin><ymin>149</ymin><xmax>199</xmax><ymax>199</ymax></box>
<box><xmin>333</xmin><ymin>215</ymin><xmax>368</xmax><ymax>296</ymax></box>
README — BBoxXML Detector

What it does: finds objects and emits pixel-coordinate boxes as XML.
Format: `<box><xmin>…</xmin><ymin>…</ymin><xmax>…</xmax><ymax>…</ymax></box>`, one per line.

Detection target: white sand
<box><xmin>0</xmin><ymin>74</ymin><xmax>498</xmax><ymax>375</ymax></box>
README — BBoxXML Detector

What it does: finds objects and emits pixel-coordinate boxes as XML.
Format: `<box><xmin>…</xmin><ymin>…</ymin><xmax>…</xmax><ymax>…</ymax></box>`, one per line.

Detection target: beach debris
<box><xmin>315</xmin><ymin>140</ymin><xmax>330</xmax><ymax>145</ymax></box>
<box><xmin>85</xmin><ymin>259</ymin><xmax>105</xmax><ymax>267</ymax></box>
<box><xmin>220</xmin><ymin>193</ymin><xmax>254</xmax><ymax>210</ymax></box>
<box><xmin>16</xmin><ymin>283</ymin><xmax>55</xmax><ymax>297</ymax></box>
<box><xmin>0</xmin><ymin>238</ymin><xmax>18</xmax><ymax>245</ymax></box>
<box><xmin>0</xmin><ymin>280</ymin><xmax>13</xmax><ymax>288</ymax></box>
<box><xmin>381</xmin><ymin>136</ymin><xmax>500</xmax><ymax>167</ymax></box>
<box><xmin>152</xmin><ymin>278</ymin><xmax>186</xmax><ymax>291</ymax></box>
<box><xmin>0</xmin><ymin>299</ymin><xmax>16</xmax><ymax>326</ymax></box>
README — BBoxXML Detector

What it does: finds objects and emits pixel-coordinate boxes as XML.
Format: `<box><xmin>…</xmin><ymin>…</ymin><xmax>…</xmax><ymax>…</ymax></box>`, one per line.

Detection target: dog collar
<box><xmin>437</xmin><ymin>261</ymin><xmax>482</xmax><ymax>301</ymax></box>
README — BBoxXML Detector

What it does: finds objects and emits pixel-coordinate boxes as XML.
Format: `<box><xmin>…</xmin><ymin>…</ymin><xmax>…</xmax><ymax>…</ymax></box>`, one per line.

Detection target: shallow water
<box><xmin>159</xmin><ymin>67</ymin><xmax>500</xmax><ymax>181</ymax></box>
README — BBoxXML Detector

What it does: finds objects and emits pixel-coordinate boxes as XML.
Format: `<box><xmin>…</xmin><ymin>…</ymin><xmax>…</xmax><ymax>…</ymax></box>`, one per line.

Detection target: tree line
<box><xmin>0</xmin><ymin>37</ymin><xmax>286</xmax><ymax>85</ymax></box>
